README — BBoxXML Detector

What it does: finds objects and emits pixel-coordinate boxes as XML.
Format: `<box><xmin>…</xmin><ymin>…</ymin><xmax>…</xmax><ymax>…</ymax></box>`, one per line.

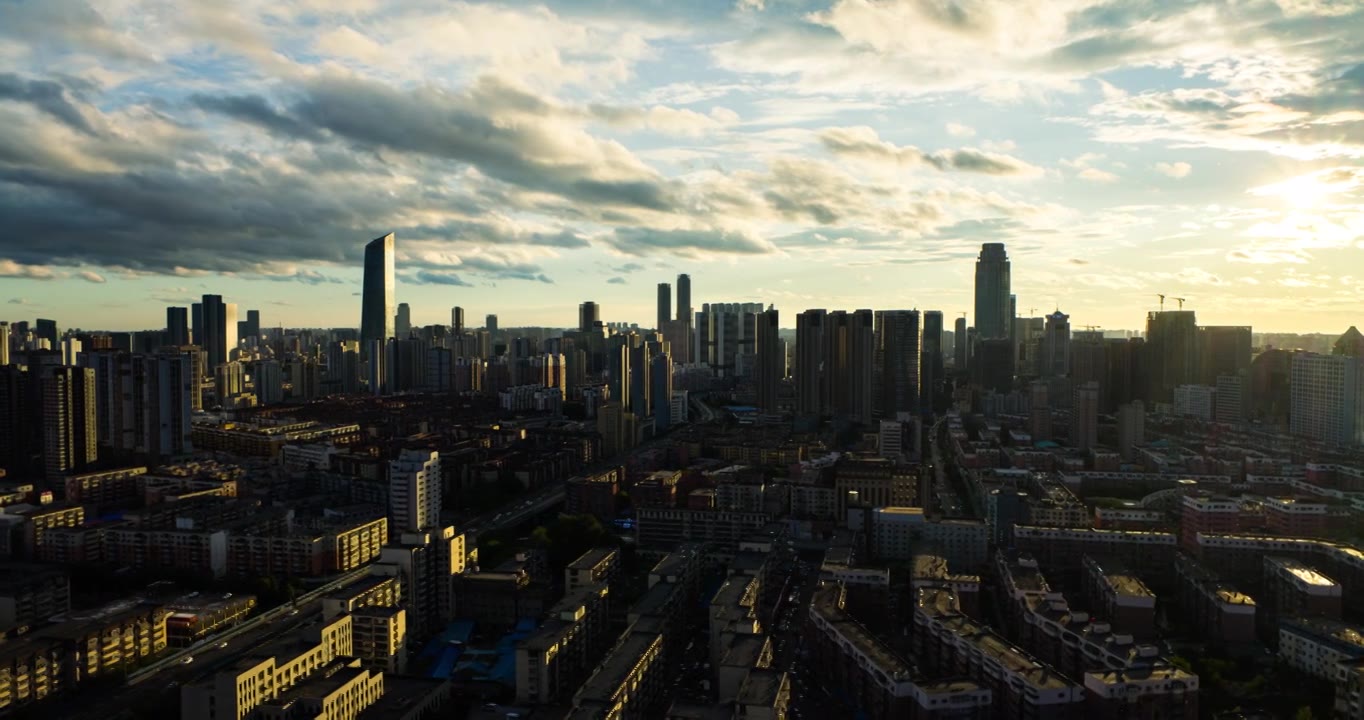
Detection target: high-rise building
<box><xmin>35</xmin><ymin>319</ymin><xmax>58</xmax><ymax>350</ymax></box>
<box><xmin>1290</xmin><ymin>353</ymin><xmax>1363</xmax><ymax>446</ymax></box>
<box><xmin>973</xmin><ymin>338</ymin><xmax>1014</xmax><ymax>393</ymax></box>
<box><xmin>40</xmin><ymin>365</ymin><xmax>97</xmax><ymax>479</ymax></box>
<box><xmin>61</xmin><ymin>338</ymin><xmax>82</xmax><ymax>366</ymax></box>
<box><xmin>1071</xmin><ymin>381</ymin><xmax>1099</xmax><ymax>451</ymax></box>
<box><xmin>1333</xmin><ymin>327</ymin><xmax>1364</xmax><ymax>358</ymax></box>
<box><xmin>254</xmin><ymin>360</ymin><xmax>284</xmax><ymax>405</ymax></box>
<box><xmin>651</xmin><ymin>351</ymin><xmax>673</xmax><ymax>432</ymax></box>
<box><xmin>973</xmin><ymin>243</ymin><xmax>1011</xmax><ymax>340</ymax></box>
<box><xmin>190</xmin><ymin>303</ymin><xmax>203</xmax><ymax>346</ymax></box>
<box><xmin>1118</xmin><ymin>401</ymin><xmax>1144</xmax><ymax>461</ymax></box>
<box><xmin>395</xmin><ymin>303</ymin><xmax>411</xmax><ymax>339</ymax></box>
<box><xmin>451</xmin><ymin>307</ymin><xmax>465</xmax><ymax>335</ymax></box>
<box><xmin>922</xmin><ymin>311</ymin><xmax>943</xmax><ymax>415</ymax></box>
<box><xmin>1215</xmin><ymin>373</ymin><xmax>1248</xmax><ymax>425</ymax></box>
<box><xmin>390</xmin><ymin>449</ymin><xmax>441</xmax><ymax>532</ymax></box>
<box><xmin>360</xmin><ymin>233</ymin><xmax>396</xmax><ymax>349</ymax></box>
<box><xmin>657</xmin><ymin>283</ymin><xmax>671</xmax><ymax>331</ymax></box>
<box><xmin>166</xmin><ymin>307</ymin><xmax>190</xmax><ymax>347</ymax></box>
<box><xmin>485</xmin><ymin>314</ymin><xmax>498</xmax><ymax>334</ymax></box>
<box><xmin>953</xmin><ymin>316</ymin><xmax>968</xmax><ymax>372</ymax></box>
<box><xmin>756</xmin><ymin>307</ymin><xmax>781</xmax><ymax>411</ymax></box>
<box><xmin>1146</xmin><ymin>310</ymin><xmax>1198</xmax><ymax>403</ymax></box>
<box><xmin>0</xmin><ymin>321</ymin><xmax>9</xmax><ymax>367</ymax></box>
<box><xmin>796</xmin><ymin>310</ymin><xmax>825</xmax><ymax>416</ymax></box>
<box><xmin>1040</xmin><ymin>310</ymin><xmax>1071</xmax><ymax>379</ymax></box>
<box><xmin>214</xmin><ymin>361</ymin><xmax>244</xmax><ymax>401</ymax></box>
<box><xmin>1106</xmin><ymin>338</ymin><xmax>1147</xmax><ymax>412</ymax></box>
<box><xmin>826</xmin><ymin>310</ymin><xmax>875</xmax><ymax>423</ymax></box>
<box><xmin>873</xmin><ymin>310</ymin><xmax>920</xmax><ymax>419</ymax></box>
<box><xmin>200</xmin><ymin>295</ymin><xmax>238</xmax><ymax>370</ymax></box>
<box><xmin>675</xmin><ymin>273</ymin><xmax>692</xmax><ymax>364</ymax></box>
<box><xmin>240</xmin><ymin>309</ymin><xmax>261</xmax><ymax>344</ymax></box>
<box><xmin>1199</xmin><ymin>326</ymin><xmax>1251</xmax><ymax>384</ymax></box>
<box><xmin>1029</xmin><ymin>382</ymin><xmax>1050</xmax><ymax>441</ymax></box>
<box><xmin>579</xmin><ymin>302</ymin><xmax>600</xmax><ymax>333</ymax></box>
<box><xmin>1251</xmin><ymin>348</ymin><xmax>1291</xmax><ymax>424</ymax></box>
<box><xmin>696</xmin><ymin>302</ymin><xmax>762</xmax><ymax>376</ymax></box>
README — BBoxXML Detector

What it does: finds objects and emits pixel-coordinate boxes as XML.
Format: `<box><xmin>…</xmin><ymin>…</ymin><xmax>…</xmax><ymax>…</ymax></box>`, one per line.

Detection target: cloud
<box><xmin>605</xmin><ymin>228</ymin><xmax>776</xmax><ymax>256</ymax></box>
<box><xmin>819</xmin><ymin>126</ymin><xmax>1041</xmax><ymax>176</ymax></box>
<box><xmin>8</xmin><ymin>298</ymin><xmax>32</xmax><ymax>305</ymax></box>
<box><xmin>1078</xmin><ymin>167</ymin><xmax>1119</xmax><ymax>183</ymax></box>
<box><xmin>613</xmin><ymin>262</ymin><xmax>646</xmax><ymax>273</ymax></box>
<box><xmin>412</xmin><ymin>270</ymin><xmax>474</xmax><ymax>287</ymax></box>
<box><xmin>0</xmin><ymin>73</ymin><xmax>96</xmax><ymax>134</ymax></box>
<box><xmin>0</xmin><ymin>260</ymin><xmax>59</xmax><ymax>280</ymax></box>
<box><xmin>191</xmin><ymin>93</ymin><xmax>322</xmax><ymax>141</ymax></box>
<box><xmin>606</xmin><ymin>276</ymin><xmax>626</xmax><ymax>284</ymax></box>
<box><xmin>945</xmin><ymin>122</ymin><xmax>975</xmax><ymax>138</ymax></box>
<box><xmin>1154</xmin><ymin>161</ymin><xmax>1192</xmax><ymax>179</ymax></box>
<box><xmin>78</xmin><ymin>270</ymin><xmax>106</xmax><ymax>283</ymax></box>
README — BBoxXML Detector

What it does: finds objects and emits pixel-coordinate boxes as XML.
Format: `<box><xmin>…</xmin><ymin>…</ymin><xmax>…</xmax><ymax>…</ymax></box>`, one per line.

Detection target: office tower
<box><xmin>1251</xmin><ymin>348</ymin><xmax>1291</xmax><ymax>424</ymax></box>
<box><xmin>953</xmin><ymin>316</ymin><xmax>967</xmax><ymax>371</ymax></box>
<box><xmin>1334</xmin><ymin>326</ymin><xmax>1364</xmax><ymax>357</ymax></box>
<box><xmin>451</xmin><ymin>307</ymin><xmax>465</xmax><ymax>335</ymax></box>
<box><xmin>395</xmin><ymin>303</ymin><xmax>411</xmax><ymax>339</ymax></box>
<box><xmin>922</xmin><ymin>311</ymin><xmax>943</xmax><ymax>415</ymax></box>
<box><xmin>40</xmin><ymin>365</ymin><xmax>97</xmax><ymax>479</ymax></box>
<box><xmin>238</xmin><ymin>309</ymin><xmax>261</xmax><ymax>343</ymax></box>
<box><xmin>214</xmin><ymin>361</ymin><xmax>244</xmax><ymax>400</ymax></box>
<box><xmin>657</xmin><ymin>283</ymin><xmax>671</xmax><ymax>331</ymax></box>
<box><xmin>629</xmin><ymin>341</ymin><xmax>650</xmax><ymax>419</ymax></box>
<box><xmin>166</xmin><ymin>307</ymin><xmax>190</xmax><ymax>347</ymax></box>
<box><xmin>973</xmin><ymin>338</ymin><xmax>1014</xmax><ymax>393</ymax></box>
<box><xmin>486</xmin><ymin>314</ymin><xmax>498</xmax><ymax>334</ymax></box>
<box><xmin>675</xmin><ymin>273</ymin><xmax>692</xmax><ymax>363</ymax></box>
<box><xmin>390</xmin><ymin>449</ymin><xmax>441</xmax><ymax>532</ymax></box>
<box><xmin>1040</xmin><ymin>310</ymin><xmax>1071</xmax><ymax>379</ymax></box>
<box><xmin>652</xmin><ymin>351</ymin><xmax>672</xmax><ymax>432</ymax></box>
<box><xmin>825</xmin><ymin>310</ymin><xmax>875</xmax><ymax>423</ymax></box>
<box><xmin>1146</xmin><ymin>310</ymin><xmax>1198</xmax><ymax>403</ymax></box>
<box><xmin>0</xmin><ymin>321</ymin><xmax>8</xmax><ymax>367</ymax></box>
<box><xmin>1290</xmin><ymin>353</ymin><xmax>1363</xmax><ymax>446</ymax></box>
<box><xmin>608</xmin><ymin>341</ymin><xmax>630</xmax><ymax>411</ymax></box>
<box><xmin>253</xmin><ymin>360</ymin><xmax>284</xmax><ymax>405</ymax></box>
<box><xmin>797</xmin><ymin>310</ymin><xmax>826</xmax><ymax>416</ymax></box>
<box><xmin>1029</xmin><ymin>382</ymin><xmax>1050</xmax><ymax>441</ymax></box>
<box><xmin>696</xmin><ymin>302</ymin><xmax>762</xmax><ymax>377</ymax></box>
<box><xmin>61</xmin><ymin>338</ymin><xmax>82</xmax><ymax>366</ymax></box>
<box><xmin>1118</xmin><ymin>401</ymin><xmax>1144</xmax><ymax>461</ymax></box>
<box><xmin>873</xmin><ymin>310</ymin><xmax>920</xmax><ymax>418</ymax></box>
<box><xmin>1198</xmin><ymin>326</ymin><xmax>1252</xmax><ymax>384</ymax></box>
<box><xmin>199</xmin><ymin>295</ymin><xmax>238</xmax><ymax>370</ymax></box>
<box><xmin>1013</xmin><ymin>316</ymin><xmax>1045</xmax><ymax>375</ymax></box>
<box><xmin>35</xmin><ymin>319</ymin><xmax>58</xmax><ymax>349</ymax></box>
<box><xmin>578</xmin><ymin>301</ymin><xmax>601</xmax><ymax>333</ymax></box>
<box><xmin>1215</xmin><ymin>373</ymin><xmax>1248</xmax><ymax>425</ymax></box>
<box><xmin>1071</xmin><ymin>381</ymin><xmax>1099</xmax><ymax>451</ymax></box>
<box><xmin>756</xmin><ymin>307</ymin><xmax>781</xmax><ymax>411</ymax></box>
<box><xmin>191</xmin><ymin>303</ymin><xmax>202</xmax><ymax>346</ymax></box>
<box><xmin>360</xmin><ymin>232</ymin><xmax>396</xmax><ymax>349</ymax></box>
<box><xmin>142</xmin><ymin>351</ymin><xmax>194</xmax><ymax>458</ymax></box>
<box><xmin>425</xmin><ymin>347</ymin><xmax>452</xmax><ymax>392</ymax></box>
<box><xmin>368</xmin><ymin>340</ymin><xmax>388</xmax><ymax>394</ymax></box>
<box><xmin>973</xmin><ymin>243</ymin><xmax>1011</xmax><ymax>339</ymax></box>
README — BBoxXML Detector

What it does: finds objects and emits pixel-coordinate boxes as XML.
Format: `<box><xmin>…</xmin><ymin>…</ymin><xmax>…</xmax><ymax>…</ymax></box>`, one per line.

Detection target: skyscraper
<box><xmin>200</xmin><ymin>295</ymin><xmax>238</xmax><ymax>369</ymax></box>
<box><xmin>1118</xmin><ymin>401</ymin><xmax>1144</xmax><ymax>461</ymax></box>
<box><xmin>825</xmin><ymin>309</ymin><xmax>875</xmax><ymax>424</ymax></box>
<box><xmin>485</xmin><ymin>314</ymin><xmax>498</xmax><ymax>334</ymax></box>
<box><xmin>1071</xmin><ymin>381</ymin><xmax>1100</xmax><ymax>451</ymax></box>
<box><xmin>395</xmin><ymin>302</ymin><xmax>412</xmax><ymax>339</ymax></box>
<box><xmin>1040</xmin><ymin>310</ymin><xmax>1071</xmax><ymax>379</ymax></box>
<box><xmin>390</xmin><ymin>448</ymin><xmax>441</xmax><ymax>532</ymax></box>
<box><xmin>451</xmin><ymin>307</ymin><xmax>465</xmax><ymax>335</ymax></box>
<box><xmin>579</xmin><ymin>301</ymin><xmax>601</xmax><ymax>332</ymax></box>
<box><xmin>874</xmin><ymin>310</ymin><xmax>920</xmax><ymax>419</ymax></box>
<box><xmin>756</xmin><ymin>307</ymin><xmax>781</xmax><ymax>411</ymax></box>
<box><xmin>796</xmin><ymin>310</ymin><xmax>825</xmax><ymax>416</ymax></box>
<box><xmin>651</xmin><ymin>351</ymin><xmax>673</xmax><ymax>432</ymax></box>
<box><xmin>360</xmin><ymin>233</ymin><xmax>396</xmax><ymax>349</ymax></box>
<box><xmin>973</xmin><ymin>243</ymin><xmax>1011</xmax><ymax>340</ymax></box>
<box><xmin>242</xmin><ymin>309</ymin><xmax>261</xmax><ymax>342</ymax></box>
<box><xmin>166</xmin><ymin>307</ymin><xmax>190</xmax><ymax>347</ymax></box>
<box><xmin>676</xmin><ymin>273</ymin><xmax>692</xmax><ymax>364</ymax></box>
<box><xmin>191</xmin><ymin>302</ymin><xmax>203</xmax><ymax>346</ymax></box>
<box><xmin>657</xmin><ymin>283</ymin><xmax>671</xmax><ymax>331</ymax></box>
<box><xmin>35</xmin><ymin>319</ymin><xmax>58</xmax><ymax>350</ymax></box>
<box><xmin>1146</xmin><ymin>310</ymin><xmax>1198</xmax><ymax>403</ymax></box>
<box><xmin>1198</xmin><ymin>325</ymin><xmax>1251</xmax><ymax>384</ymax></box>
<box><xmin>953</xmin><ymin>316</ymin><xmax>968</xmax><ymax>372</ymax></box>
<box><xmin>676</xmin><ymin>274</ymin><xmax>691</xmax><ymax>322</ymax></box>
<box><xmin>1290</xmin><ymin>353</ymin><xmax>1364</xmax><ymax>446</ymax></box>
<box><xmin>40</xmin><ymin>365</ymin><xmax>97</xmax><ymax>479</ymax></box>
<box><xmin>922</xmin><ymin>311</ymin><xmax>943</xmax><ymax>415</ymax></box>
<box><xmin>254</xmin><ymin>359</ymin><xmax>284</xmax><ymax>405</ymax></box>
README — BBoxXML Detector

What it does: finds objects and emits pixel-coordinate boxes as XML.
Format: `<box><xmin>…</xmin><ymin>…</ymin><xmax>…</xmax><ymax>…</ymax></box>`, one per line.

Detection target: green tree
<box><xmin>1295</xmin><ymin>706</ymin><xmax>1315</xmax><ymax>720</ymax></box>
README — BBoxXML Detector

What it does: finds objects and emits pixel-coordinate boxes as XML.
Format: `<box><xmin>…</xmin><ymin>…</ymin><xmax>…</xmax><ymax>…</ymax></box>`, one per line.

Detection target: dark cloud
<box><xmin>190</xmin><ymin>93</ymin><xmax>321</xmax><ymax>140</ymax></box>
<box><xmin>412</xmin><ymin>270</ymin><xmax>474</xmax><ymax>287</ymax></box>
<box><xmin>613</xmin><ymin>262</ymin><xmax>646</xmax><ymax>272</ymax></box>
<box><xmin>819</xmin><ymin>127</ymin><xmax>1039</xmax><ymax>176</ymax></box>
<box><xmin>0</xmin><ymin>73</ymin><xmax>95</xmax><ymax>134</ymax></box>
<box><xmin>606</xmin><ymin>276</ymin><xmax>626</xmax><ymax>284</ymax></box>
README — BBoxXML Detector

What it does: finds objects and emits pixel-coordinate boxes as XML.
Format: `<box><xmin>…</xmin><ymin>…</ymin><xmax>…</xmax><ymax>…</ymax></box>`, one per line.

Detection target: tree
<box><xmin>1295</xmin><ymin>706</ymin><xmax>1315</xmax><ymax>720</ymax></box>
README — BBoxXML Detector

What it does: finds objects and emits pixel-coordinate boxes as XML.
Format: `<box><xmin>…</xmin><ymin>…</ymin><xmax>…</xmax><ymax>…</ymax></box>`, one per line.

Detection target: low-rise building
<box><xmin>164</xmin><ymin>593</ymin><xmax>257</xmax><ymax>647</ymax></box>
<box><xmin>1279</xmin><ymin>617</ymin><xmax>1364</xmax><ymax>681</ymax></box>
<box><xmin>1082</xmin><ymin>556</ymin><xmax>1157</xmax><ymax>640</ymax></box>
<box><xmin>1173</xmin><ymin>552</ymin><xmax>1256</xmax><ymax>645</ymax></box>
<box><xmin>568</xmin><ymin>629</ymin><xmax>665</xmax><ymax>719</ymax></box>
<box><xmin>635</xmin><ymin>508</ymin><xmax>768</xmax><ymax>549</ymax></box>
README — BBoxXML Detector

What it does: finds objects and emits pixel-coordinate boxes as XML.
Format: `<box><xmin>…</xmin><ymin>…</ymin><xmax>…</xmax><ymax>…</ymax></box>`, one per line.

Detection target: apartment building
<box><xmin>1012</xmin><ymin>526</ymin><xmax>1176</xmax><ymax>578</ymax></box>
<box><xmin>255</xmin><ymin>659</ymin><xmax>384</xmax><ymax>720</ymax></box>
<box><xmin>566</xmin><ymin>547</ymin><xmax>619</xmax><ymax>594</ymax></box>
<box><xmin>516</xmin><ymin>584</ymin><xmax>612</xmax><ymax>705</ymax></box>
<box><xmin>0</xmin><ymin>564</ymin><xmax>70</xmax><ymax>631</ymax></box>
<box><xmin>1279</xmin><ymin>618</ymin><xmax>1364</xmax><ymax>681</ymax></box>
<box><xmin>1172</xmin><ymin>553</ymin><xmax>1256</xmax><ymax>645</ymax></box>
<box><xmin>634</xmin><ymin>508</ymin><xmax>768</xmax><ymax>549</ymax></box>
<box><xmin>351</xmin><ymin>607</ymin><xmax>407</xmax><ymax>674</ymax></box>
<box><xmin>1082</xmin><ymin>556</ymin><xmax>1157</xmax><ymax>640</ymax></box>
<box><xmin>568</xmin><ymin>629</ymin><xmax>666</xmax><ymax>719</ymax></box>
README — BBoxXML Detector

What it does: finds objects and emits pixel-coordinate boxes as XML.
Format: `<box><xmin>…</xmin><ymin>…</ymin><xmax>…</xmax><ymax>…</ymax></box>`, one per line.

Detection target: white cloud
<box><xmin>1155</xmin><ymin>161</ymin><xmax>1192</xmax><ymax>178</ymax></box>
<box><xmin>1078</xmin><ymin>167</ymin><xmax>1119</xmax><ymax>183</ymax></box>
<box><xmin>946</xmin><ymin>122</ymin><xmax>975</xmax><ymax>138</ymax></box>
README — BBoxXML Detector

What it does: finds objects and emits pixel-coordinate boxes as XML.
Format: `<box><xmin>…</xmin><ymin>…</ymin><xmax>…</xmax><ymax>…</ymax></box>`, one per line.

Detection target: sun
<box><xmin>1251</xmin><ymin>167</ymin><xmax>1362</xmax><ymax>209</ymax></box>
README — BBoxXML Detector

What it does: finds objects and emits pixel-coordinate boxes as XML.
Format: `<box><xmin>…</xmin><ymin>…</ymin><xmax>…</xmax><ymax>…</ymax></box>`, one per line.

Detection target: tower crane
<box><xmin>1173</xmin><ymin>297</ymin><xmax>1187</xmax><ymax>310</ymax></box>
<box><xmin>1156</xmin><ymin>294</ymin><xmax>1166</xmax><ymax>311</ymax></box>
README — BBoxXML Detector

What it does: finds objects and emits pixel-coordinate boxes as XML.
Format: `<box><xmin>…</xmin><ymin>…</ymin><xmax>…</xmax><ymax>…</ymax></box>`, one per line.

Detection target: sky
<box><xmin>1</xmin><ymin>0</ymin><xmax>1362</xmax><ymax>334</ymax></box>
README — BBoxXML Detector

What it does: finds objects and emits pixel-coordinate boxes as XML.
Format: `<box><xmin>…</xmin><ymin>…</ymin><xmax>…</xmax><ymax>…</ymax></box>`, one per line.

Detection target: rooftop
<box><xmin>812</xmin><ymin>585</ymin><xmax>913</xmax><ymax>681</ymax></box>
<box><xmin>1084</xmin><ymin>556</ymin><xmax>1155</xmax><ymax>599</ymax></box>
<box><xmin>567</xmin><ymin>547</ymin><xmax>618</xmax><ymax>572</ymax></box>
<box><xmin>1266</xmin><ymin>556</ymin><xmax>1341</xmax><ymax>593</ymax></box>
<box><xmin>737</xmin><ymin>669</ymin><xmax>788</xmax><ymax>706</ymax></box>
<box><xmin>577</xmin><ymin>630</ymin><xmax>662</xmax><ymax>703</ymax></box>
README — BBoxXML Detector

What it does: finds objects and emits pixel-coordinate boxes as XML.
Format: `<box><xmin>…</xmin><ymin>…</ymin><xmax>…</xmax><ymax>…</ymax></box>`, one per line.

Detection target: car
<box><xmin>180</xmin><ymin>656</ymin><xmax>195</xmax><ymax>664</ymax></box>
<box><xmin>217</xmin><ymin>641</ymin><xmax>229</xmax><ymax>649</ymax></box>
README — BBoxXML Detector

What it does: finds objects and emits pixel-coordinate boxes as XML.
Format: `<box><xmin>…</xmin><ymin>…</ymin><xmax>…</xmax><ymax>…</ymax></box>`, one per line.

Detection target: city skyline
<box><xmin>0</xmin><ymin>1</ymin><xmax>1362</xmax><ymax>333</ymax></box>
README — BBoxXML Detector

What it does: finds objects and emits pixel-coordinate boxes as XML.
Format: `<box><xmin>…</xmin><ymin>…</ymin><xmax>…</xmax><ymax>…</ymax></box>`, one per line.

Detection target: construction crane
<box><xmin>1156</xmin><ymin>293</ymin><xmax>1165</xmax><ymax>311</ymax></box>
<box><xmin>1173</xmin><ymin>297</ymin><xmax>1187</xmax><ymax>310</ymax></box>
<box><xmin>1026</xmin><ymin>307</ymin><xmax>1038</xmax><ymax>316</ymax></box>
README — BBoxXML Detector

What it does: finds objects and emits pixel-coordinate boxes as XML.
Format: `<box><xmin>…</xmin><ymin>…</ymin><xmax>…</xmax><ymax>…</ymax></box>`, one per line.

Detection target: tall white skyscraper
<box><xmin>390</xmin><ymin>449</ymin><xmax>441</xmax><ymax>533</ymax></box>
